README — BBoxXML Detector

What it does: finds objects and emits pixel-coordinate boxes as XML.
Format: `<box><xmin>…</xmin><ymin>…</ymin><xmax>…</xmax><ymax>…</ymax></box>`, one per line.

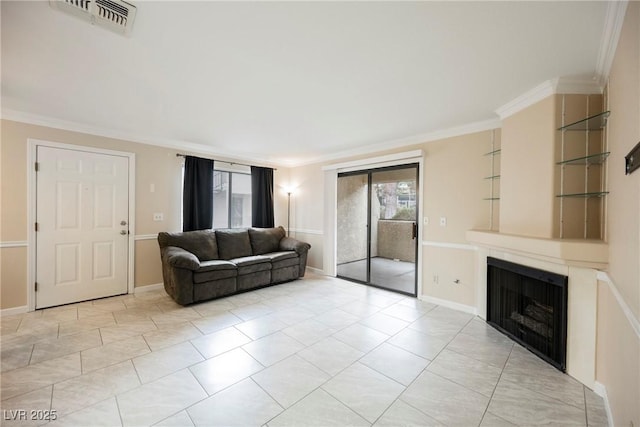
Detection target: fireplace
<box><xmin>487</xmin><ymin>257</ymin><xmax>568</xmax><ymax>371</ymax></box>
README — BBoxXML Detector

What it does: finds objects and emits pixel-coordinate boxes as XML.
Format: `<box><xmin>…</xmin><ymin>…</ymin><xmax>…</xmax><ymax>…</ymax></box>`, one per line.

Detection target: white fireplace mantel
<box><xmin>466</xmin><ymin>230</ymin><xmax>609</xmax><ymax>270</ymax></box>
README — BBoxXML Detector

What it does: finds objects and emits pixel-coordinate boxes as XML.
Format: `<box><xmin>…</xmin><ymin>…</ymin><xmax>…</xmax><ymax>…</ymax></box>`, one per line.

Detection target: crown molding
<box><xmin>299</xmin><ymin>118</ymin><xmax>501</xmax><ymax>168</ymax></box>
<box><xmin>496</xmin><ymin>77</ymin><xmax>605</xmax><ymax>121</ymax></box>
<box><xmin>495</xmin><ymin>80</ymin><xmax>557</xmax><ymax>120</ymax></box>
<box><xmin>595</xmin><ymin>0</ymin><xmax>628</xmax><ymax>85</ymax></box>
<box><xmin>0</xmin><ymin>109</ymin><xmax>283</xmax><ymax>169</ymax></box>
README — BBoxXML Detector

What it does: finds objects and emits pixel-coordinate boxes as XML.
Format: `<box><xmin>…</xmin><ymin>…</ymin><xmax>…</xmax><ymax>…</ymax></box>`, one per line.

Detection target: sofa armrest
<box><xmin>163</xmin><ymin>246</ymin><xmax>201</xmax><ymax>270</ymax></box>
<box><xmin>279</xmin><ymin>237</ymin><xmax>311</xmax><ymax>255</ymax></box>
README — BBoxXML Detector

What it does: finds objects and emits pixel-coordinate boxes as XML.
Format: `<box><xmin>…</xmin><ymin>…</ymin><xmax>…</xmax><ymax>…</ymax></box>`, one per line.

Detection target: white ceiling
<box><xmin>1</xmin><ymin>1</ymin><xmax>612</xmax><ymax>167</ymax></box>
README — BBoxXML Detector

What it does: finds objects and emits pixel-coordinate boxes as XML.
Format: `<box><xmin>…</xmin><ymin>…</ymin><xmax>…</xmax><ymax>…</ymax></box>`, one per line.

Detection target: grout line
<box><xmin>27</xmin><ymin>343</ymin><xmax>35</xmax><ymax>366</ymax></box>
<box><xmin>477</xmin><ymin>341</ymin><xmax>515</xmax><ymax>426</ymax></box>
<box><xmin>185</xmin><ymin>407</ymin><xmax>197</xmax><ymax>427</ymax></box>
<box><xmin>250</xmin><ymin>376</ymin><xmax>286</xmax><ymax>412</ymax></box>
<box><xmin>583</xmin><ymin>385</ymin><xmax>590</xmax><ymax>426</ymax></box>
<box><xmin>114</xmin><ymin>393</ymin><xmax>125</xmax><ymax>427</ymax></box>
<box><xmin>129</xmin><ymin>356</ymin><xmax>144</xmax><ymax>386</ymax></box>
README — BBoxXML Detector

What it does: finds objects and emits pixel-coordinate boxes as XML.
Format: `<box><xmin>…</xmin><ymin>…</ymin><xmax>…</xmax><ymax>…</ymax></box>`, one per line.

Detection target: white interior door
<box><xmin>36</xmin><ymin>146</ymin><xmax>130</xmax><ymax>309</ymax></box>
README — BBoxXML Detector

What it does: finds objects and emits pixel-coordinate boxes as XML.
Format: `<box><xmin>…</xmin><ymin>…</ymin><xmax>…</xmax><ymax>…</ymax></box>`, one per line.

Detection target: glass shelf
<box><xmin>557</xmin><ymin>152</ymin><xmax>610</xmax><ymax>166</ymax></box>
<box><xmin>558</xmin><ymin>111</ymin><xmax>610</xmax><ymax>131</ymax></box>
<box><xmin>483</xmin><ymin>197</ymin><xmax>500</xmax><ymax>201</ymax></box>
<box><xmin>556</xmin><ymin>191</ymin><xmax>609</xmax><ymax>198</ymax></box>
<box><xmin>484</xmin><ymin>149</ymin><xmax>501</xmax><ymax>156</ymax></box>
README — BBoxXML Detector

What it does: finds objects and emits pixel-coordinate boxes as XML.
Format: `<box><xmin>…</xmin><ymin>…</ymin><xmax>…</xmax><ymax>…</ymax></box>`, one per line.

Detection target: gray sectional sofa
<box><xmin>157</xmin><ymin>226</ymin><xmax>311</xmax><ymax>305</ymax></box>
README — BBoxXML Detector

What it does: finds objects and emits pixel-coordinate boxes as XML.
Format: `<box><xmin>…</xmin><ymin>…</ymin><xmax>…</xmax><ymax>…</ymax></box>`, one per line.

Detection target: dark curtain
<box><xmin>183</xmin><ymin>156</ymin><xmax>214</xmax><ymax>231</ymax></box>
<box><xmin>251</xmin><ymin>166</ymin><xmax>275</xmax><ymax>228</ymax></box>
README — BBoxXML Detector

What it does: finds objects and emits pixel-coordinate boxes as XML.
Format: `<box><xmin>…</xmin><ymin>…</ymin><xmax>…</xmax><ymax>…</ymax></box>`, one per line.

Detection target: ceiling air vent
<box><xmin>49</xmin><ymin>0</ymin><xmax>137</xmax><ymax>35</ymax></box>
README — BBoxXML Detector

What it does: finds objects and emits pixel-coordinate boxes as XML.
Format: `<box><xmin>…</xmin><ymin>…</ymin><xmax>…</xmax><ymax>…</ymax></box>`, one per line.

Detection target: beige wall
<box><xmin>0</xmin><ymin>120</ymin><xmax>287</xmax><ymax>309</ymax></box>
<box><xmin>606</xmin><ymin>0</ymin><xmax>640</xmax><ymax>320</ymax></box>
<box><xmin>289</xmin><ymin>162</ymin><xmax>325</xmax><ymax>270</ymax></box>
<box><xmin>421</xmin><ymin>131</ymin><xmax>494</xmax><ymax>307</ymax></box>
<box><xmin>500</xmin><ymin>95</ymin><xmax>557</xmax><ymax>238</ymax></box>
<box><xmin>0</xmin><ymin>247</ymin><xmax>28</xmax><ymax>310</ymax></box>
<box><xmin>596</xmin><ymin>282</ymin><xmax>639</xmax><ymax>427</ymax></box>
<box><xmin>596</xmin><ymin>2</ymin><xmax>640</xmax><ymax>426</ymax></box>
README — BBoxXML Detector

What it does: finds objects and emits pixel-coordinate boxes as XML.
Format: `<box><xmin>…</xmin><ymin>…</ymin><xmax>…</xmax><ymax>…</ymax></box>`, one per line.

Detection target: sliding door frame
<box><xmin>337</xmin><ymin>163</ymin><xmax>419</xmax><ymax>297</ymax></box>
<box><xmin>322</xmin><ymin>149</ymin><xmax>424</xmax><ymax>298</ymax></box>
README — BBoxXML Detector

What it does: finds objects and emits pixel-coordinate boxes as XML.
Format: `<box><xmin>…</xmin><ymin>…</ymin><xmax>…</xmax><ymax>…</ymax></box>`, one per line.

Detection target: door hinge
<box><xmin>35</xmin><ymin>222</ymin><xmax>39</xmax><ymax>232</ymax></box>
<box><xmin>35</xmin><ymin>282</ymin><xmax>38</xmax><ymax>292</ymax></box>
<box><xmin>35</xmin><ymin>162</ymin><xmax>40</xmax><ymax>172</ymax></box>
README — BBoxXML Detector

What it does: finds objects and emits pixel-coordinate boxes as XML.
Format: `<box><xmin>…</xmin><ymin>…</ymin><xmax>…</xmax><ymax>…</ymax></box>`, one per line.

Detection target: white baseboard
<box><xmin>306</xmin><ymin>266</ymin><xmax>325</xmax><ymax>275</ymax></box>
<box><xmin>134</xmin><ymin>283</ymin><xmax>164</xmax><ymax>294</ymax></box>
<box><xmin>1</xmin><ymin>305</ymin><xmax>29</xmax><ymax>316</ymax></box>
<box><xmin>419</xmin><ymin>295</ymin><xmax>478</xmax><ymax>315</ymax></box>
<box><xmin>593</xmin><ymin>381</ymin><xmax>613</xmax><ymax>427</ymax></box>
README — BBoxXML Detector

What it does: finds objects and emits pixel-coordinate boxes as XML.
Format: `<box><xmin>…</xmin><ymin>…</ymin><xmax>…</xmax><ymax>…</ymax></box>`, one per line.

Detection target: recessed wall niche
<box><xmin>554</xmin><ymin>93</ymin><xmax>609</xmax><ymax>240</ymax></box>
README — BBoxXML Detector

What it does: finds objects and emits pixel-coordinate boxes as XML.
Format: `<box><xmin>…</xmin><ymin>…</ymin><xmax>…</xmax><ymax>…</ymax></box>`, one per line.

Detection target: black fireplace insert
<box><xmin>486</xmin><ymin>257</ymin><xmax>568</xmax><ymax>371</ymax></box>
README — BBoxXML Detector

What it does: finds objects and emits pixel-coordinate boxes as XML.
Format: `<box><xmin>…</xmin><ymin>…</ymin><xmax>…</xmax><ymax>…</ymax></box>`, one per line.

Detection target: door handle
<box><xmin>120</xmin><ymin>220</ymin><xmax>127</xmax><ymax>226</ymax></box>
<box><xmin>120</xmin><ymin>230</ymin><xmax>128</xmax><ymax>235</ymax></box>
<box><xmin>412</xmin><ymin>222</ymin><xmax>417</xmax><ymax>240</ymax></box>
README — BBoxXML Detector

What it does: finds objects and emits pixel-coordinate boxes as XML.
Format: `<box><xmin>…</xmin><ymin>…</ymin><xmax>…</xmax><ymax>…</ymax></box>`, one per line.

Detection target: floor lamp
<box><xmin>287</xmin><ymin>191</ymin><xmax>292</xmax><ymax>237</ymax></box>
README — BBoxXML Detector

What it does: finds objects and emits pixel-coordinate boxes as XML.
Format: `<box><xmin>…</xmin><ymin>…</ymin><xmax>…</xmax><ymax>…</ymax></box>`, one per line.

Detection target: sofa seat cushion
<box><xmin>264</xmin><ymin>251</ymin><xmax>299</xmax><ymax>269</ymax></box>
<box><xmin>231</xmin><ymin>255</ymin><xmax>271</xmax><ymax>275</ymax></box>
<box><xmin>263</xmin><ymin>251</ymin><xmax>297</xmax><ymax>262</ymax></box>
<box><xmin>193</xmin><ymin>267</ymin><xmax>237</xmax><ymax>284</ymax></box>
<box><xmin>198</xmin><ymin>260</ymin><xmax>237</xmax><ymax>272</ymax></box>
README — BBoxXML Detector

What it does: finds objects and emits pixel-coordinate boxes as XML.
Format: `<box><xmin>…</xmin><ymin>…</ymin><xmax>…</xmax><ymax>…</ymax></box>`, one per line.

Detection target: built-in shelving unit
<box><xmin>484</xmin><ymin>130</ymin><xmax>500</xmax><ymax>231</ymax></box>
<box><xmin>556</xmin><ymin>96</ymin><xmax>609</xmax><ymax>239</ymax></box>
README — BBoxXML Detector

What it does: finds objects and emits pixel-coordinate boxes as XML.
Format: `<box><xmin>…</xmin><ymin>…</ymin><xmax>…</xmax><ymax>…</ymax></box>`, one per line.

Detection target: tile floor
<box><xmin>0</xmin><ymin>274</ymin><xmax>608</xmax><ymax>426</ymax></box>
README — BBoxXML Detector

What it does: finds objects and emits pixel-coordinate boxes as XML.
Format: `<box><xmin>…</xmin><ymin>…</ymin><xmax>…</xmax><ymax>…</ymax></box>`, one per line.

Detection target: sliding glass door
<box><xmin>336</xmin><ymin>164</ymin><xmax>418</xmax><ymax>296</ymax></box>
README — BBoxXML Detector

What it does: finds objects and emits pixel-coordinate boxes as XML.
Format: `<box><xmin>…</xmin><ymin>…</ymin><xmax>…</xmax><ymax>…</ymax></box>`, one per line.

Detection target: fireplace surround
<box><xmin>487</xmin><ymin>257</ymin><xmax>568</xmax><ymax>371</ymax></box>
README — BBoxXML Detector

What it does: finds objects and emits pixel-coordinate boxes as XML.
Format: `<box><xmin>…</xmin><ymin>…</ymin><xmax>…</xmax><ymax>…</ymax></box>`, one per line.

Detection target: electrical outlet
<box><xmin>440</xmin><ymin>217</ymin><xmax>447</xmax><ymax>227</ymax></box>
<box><xmin>433</xmin><ymin>275</ymin><xmax>439</xmax><ymax>284</ymax></box>
<box><xmin>153</xmin><ymin>213</ymin><xmax>164</xmax><ymax>221</ymax></box>
<box><xmin>423</xmin><ymin>217</ymin><xmax>429</xmax><ymax>225</ymax></box>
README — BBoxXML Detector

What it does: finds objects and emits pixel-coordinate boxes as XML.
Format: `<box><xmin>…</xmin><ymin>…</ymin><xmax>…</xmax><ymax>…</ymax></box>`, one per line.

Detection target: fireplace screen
<box><xmin>487</xmin><ymin>257</ymin><xmax>568</xmax><ymax>371</ymax></box>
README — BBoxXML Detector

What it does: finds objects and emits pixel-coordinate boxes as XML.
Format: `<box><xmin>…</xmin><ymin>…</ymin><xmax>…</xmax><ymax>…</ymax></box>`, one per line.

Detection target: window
<box><xmin>213</xmin><ymin>170</ymin><xmax>252</xmax><ymax>228</ymax></box>
<box><xmin>181</xmin><ymin>167</ymin><xmax>252</xmax><ymax>229</ymax></box>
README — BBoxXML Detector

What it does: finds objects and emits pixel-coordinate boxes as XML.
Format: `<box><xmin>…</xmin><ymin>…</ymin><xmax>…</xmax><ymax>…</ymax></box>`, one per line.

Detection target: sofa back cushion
<box><xmin>248</xmin><ymin>226</ymin><xmax>286</xmax><ymax>255</ymax></box>
<box><xmin>157</xmin><ymin>230</ymin><xmax>218</xmax><ymax>261</ymax></box>
<box><xmin>215</xmin><ymin>229</ymin><xmax>253</xmax><ymax>260</ymax></box>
